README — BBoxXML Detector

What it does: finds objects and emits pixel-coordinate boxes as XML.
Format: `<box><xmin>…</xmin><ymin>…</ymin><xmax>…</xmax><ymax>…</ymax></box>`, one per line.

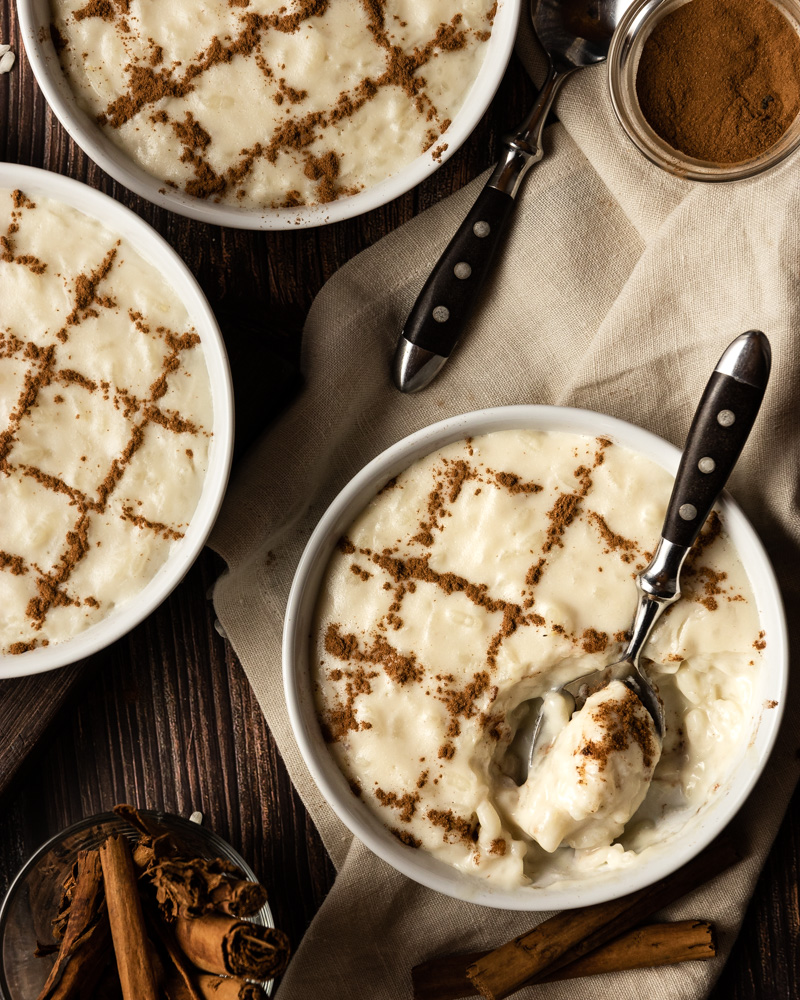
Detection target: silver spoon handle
<box><xmin>488</xmin><ymin>61</ymin><xmax>566</xmax><ymax>197</ymax></box>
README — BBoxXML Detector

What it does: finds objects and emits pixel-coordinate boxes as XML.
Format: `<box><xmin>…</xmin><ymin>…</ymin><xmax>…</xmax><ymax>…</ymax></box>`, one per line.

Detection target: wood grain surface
<box><xmin>0</xmin><ymin>4</ymin><xmax>798</xmax><ymax>997</ymax></box>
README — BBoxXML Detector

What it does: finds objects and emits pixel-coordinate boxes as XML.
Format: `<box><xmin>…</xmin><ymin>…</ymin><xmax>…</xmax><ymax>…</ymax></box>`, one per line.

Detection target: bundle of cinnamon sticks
<box><xmin>413</xmin><ymin>834</ymin><xmax>740</xmax><ymax>1000</ymax></box>
<box><xmin>34</xmin><ymin>805</ymin><xmax>290</xmax><ymax>1000</ymax></box>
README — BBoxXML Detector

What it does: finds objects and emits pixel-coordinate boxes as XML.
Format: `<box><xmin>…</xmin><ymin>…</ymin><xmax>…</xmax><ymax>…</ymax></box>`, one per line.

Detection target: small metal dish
<box><xmin>607</xmin><ymin>0</ymin><xmax>800</xmax><ymax>181</ymax></box>
<box><xmin>0</xmin><ymin>811</ymin><xmax>274</xmax><ymax>999</ymax></box>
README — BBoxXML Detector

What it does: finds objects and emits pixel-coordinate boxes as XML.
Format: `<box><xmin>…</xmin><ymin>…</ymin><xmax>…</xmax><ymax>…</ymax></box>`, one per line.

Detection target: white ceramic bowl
<box><xmin>0</xmin><ymin>164</ymin><xmax>234</xmax><ymax>680</ymax></box>
<box><xmin>17</xmin><ymin>0</ymin><xmax>521</xmax><ymax>230</ymax></box>
<box><xmin>283</xmin><ymin>405</ymin><xmax>788</xmax><ymax>910</ymax></box>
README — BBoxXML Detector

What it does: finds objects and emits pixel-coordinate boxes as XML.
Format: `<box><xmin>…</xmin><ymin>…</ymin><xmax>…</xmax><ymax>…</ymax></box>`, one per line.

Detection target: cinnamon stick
<box><xmin>174</xmin><ymin>913</ymin><xmax>291</xmax><ymax>979</ymax></box>
<box><xmin>210</xmin><ymin>879</ymin><xmax>269</xmax><ymax>918</ymax></box>
<box><xmin>197</xmin><ymin>974</ymin><xmax>269</xmax><ymax>999</ymax></box>
<box><xmin>114</xmin><ymin>803</ymin><xmax>266</xmax><ymax>920</ymax></box>
<box><xmin>145</xmin><ymin>906</ymin><xmax>204</xmax><ymax>1000</ymax></box>
<box><xmin>412</xmin><ymin>920</ymin><xmax>716</xmax><ymax>1000</ymax></box>
<box><xmin>99</xmin><ymin>835</ymin><xmax>159</xmax><ymax>1000</ymax></box>
<box><xmin>467</xmin><ymin>835</ymin><xmax>738</xmax><ymax>999</ymax></box>
<box><xmin>36</xmin><ymin>850</ymin><xmax>110</xmax><ymax>1000</ymax></box>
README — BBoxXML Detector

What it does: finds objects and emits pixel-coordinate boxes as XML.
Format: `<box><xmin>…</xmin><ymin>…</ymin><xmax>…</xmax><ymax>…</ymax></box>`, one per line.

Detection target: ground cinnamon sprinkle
<box><xmin>426</xmin><ymin>808</ymin><xmax>476</xmax><ymax>847</ymax></box>
<box><xmin>62</xmin><ymin>0</ymin><xmax>493</xmax><ymax>206</ymax></box>
<box><xmin>320</xmin><ymin>665</ymin><xmax>377</xmax><ymax>742</ymax></box>
<box><xmin>543</xmin><ymin>493</ymin><xmax>582</xmax><ymax>552</ymax></box>
<box><xmin>8</xmin><ymin>640</ymin><xmax>40</xmax><ymax>654</ymax></box>
<box><xmin>173</xmin><ymin>112</ymin><xmax>212</xmax><ymax>153</ymax></box>
<box><xmin>0</xmin><ymin>552</ymin><xmax>26</xmax><ymax>575</ymax></box>
<box><xmin>324</xmin><ymin>623</ymin><xmax>424</xmax><ymax>685</ymax></box>
<box><xmin>581</xmin><ymin>627</ymin><xmax>609</xmax><ymax>654</ymax></box>
<box><xmin>493</xmin><ymin>471</ymin><xmax>543</xmax><ymax>495</ymax></box>
<box><xmin>390</xmin><ymin>827</ymin><xmax>421</xmax><ymax>849</ymax></box>
<box><xmin>121</xmin><ymin>505</ymin><xmax>185</xmax><ymax>541</ymax></box>
<box><xmin>443</xmin><ymin>459</ymin><xmax>474</xmax><ymax>503</ymax></box>
<box><xmin>49</xmin><ymin>23</ymin><xmax>69</xmax><ymax>52</ymax></box>
<box><xmin>1</xmin><ymin>194</ymin><xmax>210</xmax><ymax>649</ymax></box>
<box><xmin>55</xmin><ymin>244</ymin><xmax>119</xmax><ymax>341</ymax></box>
<box><xmin>577</xmin><ymin>686</ymin><xmax>658</xmax><ymax>775</ymax></box>
<box><xmin>636</xmin><ymin>0</ymin><xmax>800</xmax><ymax>163</ymax></box>
<box><xmin>525</xmin><ymin>557</ymin><xmax>545</xmax><ymax>588</ymax></box>
<box><xmin>587</xmin><ymin>511</ymin><xmax>639</xmax><ymax>563</ymax></box>
<box><xmin>74</xmin><ymin>0</ymin><xmax>118</xmax><ymax>22</ymax></box>
<box><xmin>374</xmin><ymin>787</ymin><xmax>419</xmax><ymax>822</ymax></box>
<box><xmin>2</xmin><ymin>192</ymin><xmax>46</xmax><ymax>274</ymax></box>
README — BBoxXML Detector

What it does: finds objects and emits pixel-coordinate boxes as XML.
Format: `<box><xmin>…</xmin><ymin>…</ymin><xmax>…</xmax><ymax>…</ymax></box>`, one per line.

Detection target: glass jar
<box><xmin>607</xmin><ymin>0</ymin><xmax>800</xmax><ymax>181</ymax></box>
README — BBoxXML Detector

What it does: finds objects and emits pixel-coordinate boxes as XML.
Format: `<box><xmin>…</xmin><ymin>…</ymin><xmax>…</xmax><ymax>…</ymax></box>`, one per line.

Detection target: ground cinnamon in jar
<box><xmin>635</xmin><ymin>0</ymin><xmax>800</xmax><ymax>163</ymax></box>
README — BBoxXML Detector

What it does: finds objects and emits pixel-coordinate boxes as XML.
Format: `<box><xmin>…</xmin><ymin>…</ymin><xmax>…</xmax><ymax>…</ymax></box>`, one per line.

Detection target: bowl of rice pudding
<box><xmin>0</xmin><ymin>164</ymin><xmax>233</xmax><ymax>679</ymax></box>
<box><xmin>17</xmin><ymin>0</ymin><xmax>521</xmax><ymax>229</ymax></box>
<box><xmin>283</xmin><ymin>406</ymin><xmax>787</xmax><ymax>908</ymax></box>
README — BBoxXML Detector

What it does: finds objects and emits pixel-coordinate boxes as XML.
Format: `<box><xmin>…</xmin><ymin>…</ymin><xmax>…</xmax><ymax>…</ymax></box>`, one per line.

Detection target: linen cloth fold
<box><xmin>211</xmin><ymin>24</ymin><xmax>800</xmax><ymax>1000</ymax></box>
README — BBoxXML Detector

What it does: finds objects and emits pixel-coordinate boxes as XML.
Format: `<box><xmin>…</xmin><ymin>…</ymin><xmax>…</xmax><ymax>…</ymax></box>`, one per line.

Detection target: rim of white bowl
<box><xmin>0</xmin><ymin>164</ymin><xmax>234</xmax><ymax>680</ymax></box>
<box><xmin>17</xmin><ymin>0</ymin><xmax>522</xmax><ymax>230</ymax></box>
<box><xmin>283</xmin><ymin>404</ymin><xmax>788</xmax><ymax>910</ymax></box>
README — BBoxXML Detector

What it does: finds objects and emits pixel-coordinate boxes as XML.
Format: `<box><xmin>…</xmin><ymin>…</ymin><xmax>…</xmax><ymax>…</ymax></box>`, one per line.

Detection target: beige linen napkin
<box><xmin>211</xmin><ymin>24</ymin><xmax>800</xmax><ymax>1000</ymax></box>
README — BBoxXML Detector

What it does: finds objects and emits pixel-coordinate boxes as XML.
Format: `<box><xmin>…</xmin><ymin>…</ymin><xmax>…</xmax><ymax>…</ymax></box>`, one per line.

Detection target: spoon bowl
<box><xmin>534</xmin><ymin>0</ymin><xmax>632</xmax><ymax>69</ymax></box>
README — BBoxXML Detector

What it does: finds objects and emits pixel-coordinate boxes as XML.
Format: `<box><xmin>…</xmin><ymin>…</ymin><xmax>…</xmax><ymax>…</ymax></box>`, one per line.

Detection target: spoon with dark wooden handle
<box><xmin>392</xmin><ymin>0</ymin><xmax>632</xmax><ymax>393</ymax></box>
<box><xmin>517</xmin><ymin>330</ymin><xmax>772</xmax><ymax>781</ymax></box>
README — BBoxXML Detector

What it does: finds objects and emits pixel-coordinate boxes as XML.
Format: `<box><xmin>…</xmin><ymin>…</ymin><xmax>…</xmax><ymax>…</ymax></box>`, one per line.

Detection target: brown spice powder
<box><xmin>577</xmin><ymin>685</ymin><xmax>658</xmax><ymax>774</ymax></box>
<box><xmin>580</xmin><ymin>627</ymin><xmax>609</xmax><ymax>654</ymax></box>
<box><xmin>586</xmin><ymin>511</ymin><xmax>638</xmax><ymax>563</ymax></box>
<box><xmin>374</xmin><ymin>787</ymin><xmax>419</xmax><ymax>822</ymax></box>
<box><xmin>324</xmin><ymin>623</ymin><xmax>424</xmax><ymax>685</ymax></box>
<box><xmin>426</xmin><ymin>808</ymin><xmax>475</xmax><ymax>847</ymax></box>
<box><xmin>493</xmin><ymin>471</ymin><xmax>543</xmax><ymax>495</ymax></box>
<box><xmin>636</xmin><ymin>0</ymin><xmax>800</xmax><ymax>163</ymax></box>
<box><xmin>77</xmin><ymin>0</ymin><xmax>492</xmax><ymax>206</ymax></box>
<box><xmin>390</xmin><ymin>827</ymin><xmax>421</xmax><ymax>849</ymax></box>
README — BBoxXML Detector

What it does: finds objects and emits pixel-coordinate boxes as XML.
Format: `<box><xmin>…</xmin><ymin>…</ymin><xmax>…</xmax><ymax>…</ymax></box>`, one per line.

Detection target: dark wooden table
<box><xmin>0</xmin><ymin>4</ymin><xmax>798</xmax><ymax>996</ymax></box>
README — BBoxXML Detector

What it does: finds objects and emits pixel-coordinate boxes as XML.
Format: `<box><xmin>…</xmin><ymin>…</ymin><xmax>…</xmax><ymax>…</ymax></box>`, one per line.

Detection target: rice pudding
<box><xmin>311</xmin><ymin>431</ymin><xmax>766</xmax><ymax>888</ymax></box>
<box><xmin>0</xmin><ymin>188</ymin><xmax>212</xmax><ymax>655</ymax></box>
<box><xmin>49</xmin><ymin>0</ymin><xmax>497</xmax><ymax>208</ymax></box>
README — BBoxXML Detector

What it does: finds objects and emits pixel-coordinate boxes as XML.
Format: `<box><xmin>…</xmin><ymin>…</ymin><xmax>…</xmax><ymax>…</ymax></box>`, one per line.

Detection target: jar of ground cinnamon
<box><xmin>608</xmin><ymin>0</ymin><xmax>800</xmax><ymax>180</ymax></box>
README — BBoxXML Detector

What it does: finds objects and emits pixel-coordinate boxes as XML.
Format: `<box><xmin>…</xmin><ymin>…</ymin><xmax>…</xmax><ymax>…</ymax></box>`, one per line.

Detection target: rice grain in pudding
<box><xmin>311</xmin><ymin>431</ymin><xmax>765</xmax><ymax>888</ymax></box>
<box><xmin>0</xmin><ymin>188</ymin><xmax>212</xmax><ymax>655</ymax></box>
<box><xmin>49</xmin><ymin>0</ymin><xmax>497</xmax><ymax>208</ymax></box>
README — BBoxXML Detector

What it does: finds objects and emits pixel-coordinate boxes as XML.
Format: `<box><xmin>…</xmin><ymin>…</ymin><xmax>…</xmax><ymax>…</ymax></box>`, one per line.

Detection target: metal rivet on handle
<box><xmin>432</xmin><ymin>306</ymin><xmax>450</xmax><ymax>323</ymax></box>
<box><xmin>679</xmin><ymin>503</ymin><xmax>698</xmax><ymax>521</ymax></box>
<box><xmin>454</xmin><ymin>262</ymin><xmax>472</xmax><ymax>279</ymax></box>
<box><xmin>473</xmin><ymin>221</ymin><xmax>490</xmax><ymax>238</ymax></box>
<box><xmin>698</xmin><ymin>457</ymin><xmax>716</xmax><ymax>474</ymax></box>
<box><xmin>717</xmin><ymin>409</ymin><xmax>735</xmax><ymax>427</ymax></box>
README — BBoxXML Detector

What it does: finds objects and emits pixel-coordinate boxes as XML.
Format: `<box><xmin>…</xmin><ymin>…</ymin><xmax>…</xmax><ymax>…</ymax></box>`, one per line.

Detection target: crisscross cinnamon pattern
<box><xmin>0</xmin><ymin>190</ymin><xmax>211</xmax><ymax>654</ymax></box>
<box><xmin>51</xmin><ymin>0</ymin><xmax>497</xmax><ymax>206</ymax></box>
<box><xmin>315</xmin><ymin>432</ymin><xmax>748</xmax><ymax>854</ymax></box>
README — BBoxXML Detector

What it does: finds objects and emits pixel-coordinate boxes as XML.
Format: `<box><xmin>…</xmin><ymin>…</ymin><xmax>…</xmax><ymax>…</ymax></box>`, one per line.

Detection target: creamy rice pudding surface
<box><xmin>0</xmin><ymin>188</ymin><xmax>212</xmax><ymax>655</ymax></box>
<box><xmin>50</xmin><ymin>0</ymin><xmax>497</xmax><ymax>208</ymax></box>
<box><xmin>312</xmin><ymin>431</ymin><xmax>766</xmax><ymax>888</ymax></box>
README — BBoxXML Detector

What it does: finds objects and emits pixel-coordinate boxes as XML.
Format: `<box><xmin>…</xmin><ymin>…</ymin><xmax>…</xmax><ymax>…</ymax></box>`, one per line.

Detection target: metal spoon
<box><xmin>392</xmin><ymin>0</ymin><xmax>633</xmax><ymax>393</ymax></box>
<box><xmin>516</xmin><ymin>331</ymin><xmax>771</xmax><ymax>780</ymax></box>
